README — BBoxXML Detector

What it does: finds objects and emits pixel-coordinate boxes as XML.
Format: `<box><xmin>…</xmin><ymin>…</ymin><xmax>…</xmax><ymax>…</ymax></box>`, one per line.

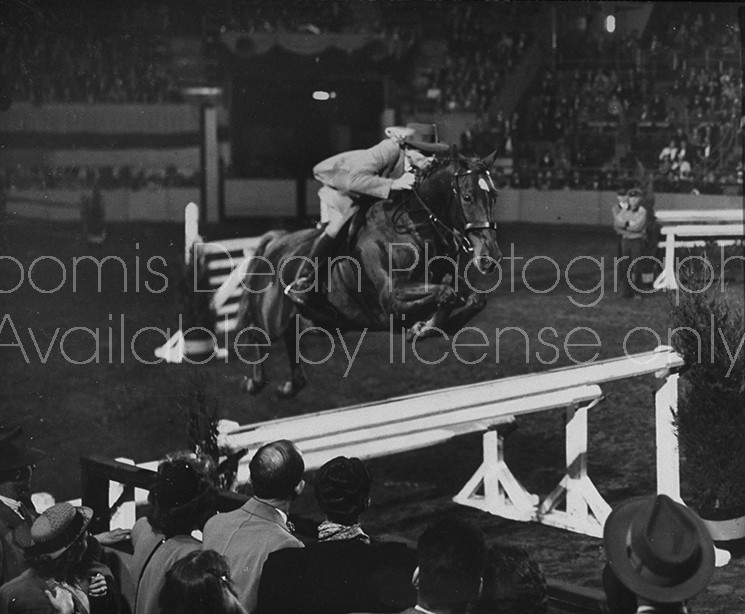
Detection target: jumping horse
<box><xmin>235</xmin><ymin>151</ymin><xmax>502</xmax><ymax>398</ymax></box>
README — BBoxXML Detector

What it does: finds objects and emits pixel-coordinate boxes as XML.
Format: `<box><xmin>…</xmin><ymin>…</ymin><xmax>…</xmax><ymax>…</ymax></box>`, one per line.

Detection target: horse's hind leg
<box><xmin>241</xmin><ymin>335</ymin><xmax>269</xmax><ymax>395</ymax></box>
<box><xmin>275</xmin><ymin>316</ymin><xmax>307</xmax><ymax>399</ymax></box>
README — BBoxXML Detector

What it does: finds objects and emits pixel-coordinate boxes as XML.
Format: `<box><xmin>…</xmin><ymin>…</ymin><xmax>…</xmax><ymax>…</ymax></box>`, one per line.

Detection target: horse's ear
<box><xmin>483</xmin><ymin>150</ymin><xmax>498</xmax><ymax>169</ymax></box>
<box><xmin>449</xmin><ymin>144</ymin><xmax>459</xmax><ymax>160</ymax></box>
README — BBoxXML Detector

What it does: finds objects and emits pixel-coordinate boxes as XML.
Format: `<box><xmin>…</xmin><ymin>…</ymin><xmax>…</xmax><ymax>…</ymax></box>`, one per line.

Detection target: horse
<box><xmin>235</xmin><ymin>151</ymin><xmax>502</xmax><ymax>398</ymax></box>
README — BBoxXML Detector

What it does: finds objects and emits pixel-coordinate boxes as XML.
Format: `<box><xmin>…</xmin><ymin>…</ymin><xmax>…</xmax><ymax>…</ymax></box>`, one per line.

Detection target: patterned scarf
<box><xmin>317</xmin><ymin>520</ymin><xmax>370</xmax><ymax>544</ymax></box>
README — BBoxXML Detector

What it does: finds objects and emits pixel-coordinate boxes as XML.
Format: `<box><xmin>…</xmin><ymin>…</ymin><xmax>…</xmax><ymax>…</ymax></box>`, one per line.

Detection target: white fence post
<box><xmin>655</xmin><ymin>370</ymin><xmax>681</xmax><ymax>500</ymax></box>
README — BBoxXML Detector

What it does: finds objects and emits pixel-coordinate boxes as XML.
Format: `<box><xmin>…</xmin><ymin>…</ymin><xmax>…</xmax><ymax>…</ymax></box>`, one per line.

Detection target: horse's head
<box><xmin>412</xmin><ymin>151</ymin><xmax>501</xmax><ymax>274</ymax></box>
<box><xmin>447</xmin><ymin>152</ymin><xmax>502</xmax><ymax>274</ymax></box>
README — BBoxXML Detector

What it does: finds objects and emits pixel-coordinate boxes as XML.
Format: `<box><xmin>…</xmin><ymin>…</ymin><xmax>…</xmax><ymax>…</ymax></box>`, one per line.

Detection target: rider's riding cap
<box><xmin>386</xmin><ymin>122</ymin><xmax>450</xmax><ymax>154</ymax></box>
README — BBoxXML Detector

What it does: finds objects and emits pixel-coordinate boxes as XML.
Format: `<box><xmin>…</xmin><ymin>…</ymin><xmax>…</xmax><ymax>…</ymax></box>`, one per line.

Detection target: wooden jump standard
<box><xmin>218</xmin><ymin>346</ymin><xmax>684</xmax><ymax>539</ymax></box>
<box><xmin>652</xmin><ymin>208</ymin><xmax>743</xmax><ymax>291</ymax></box>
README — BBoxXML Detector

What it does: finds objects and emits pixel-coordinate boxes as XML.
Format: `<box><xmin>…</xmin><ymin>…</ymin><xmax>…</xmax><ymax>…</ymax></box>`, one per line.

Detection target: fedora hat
<box><xmin>0</xmin><ymin>425</ymin><xmax>46</xmax><ymax>476</ymax></box>
<box><xmin>385</xmin><ymin>122</ymin><xmax>449</xmax><ymax>154</ymax></box>
<box><xmin>604</xmin><ymin>495</ymin><xmax>715</xmax><ymax>603</ymax></box>
<box><xmin>25</xmin><ymin>502</ymin><xmax>93</xmax><ymax>559</ymax></box>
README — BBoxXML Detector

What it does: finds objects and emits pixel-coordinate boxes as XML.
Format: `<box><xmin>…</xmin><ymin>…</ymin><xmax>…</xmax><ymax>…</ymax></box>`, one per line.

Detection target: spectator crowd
<box><xmin>0</xmin><ymin>2</ymin><xmax>741</xmax><ymax>196</ymax></box>
<box><xmin>0</xmin><ymin>424</ymin><xmax>720</xmax><ymax>614</ymax></box>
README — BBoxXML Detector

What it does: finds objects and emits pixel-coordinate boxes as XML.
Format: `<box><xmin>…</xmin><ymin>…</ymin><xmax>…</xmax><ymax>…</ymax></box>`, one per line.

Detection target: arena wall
<box><xmin>7</xmin><ymin>184</ymin><xmax>741</xmax><ymax>226</ymax></box>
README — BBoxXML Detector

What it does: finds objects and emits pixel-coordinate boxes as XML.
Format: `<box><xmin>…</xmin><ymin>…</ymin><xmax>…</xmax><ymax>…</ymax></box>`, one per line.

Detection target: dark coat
<box><xmin>255</xmin><ymin>539</ymin><xmax>417</xmax><ymax>614</ymax></box>
<box><xmin>0</xmin><ymin>501</ymin><xmax>35</xmax><ymax>587</ymax></box>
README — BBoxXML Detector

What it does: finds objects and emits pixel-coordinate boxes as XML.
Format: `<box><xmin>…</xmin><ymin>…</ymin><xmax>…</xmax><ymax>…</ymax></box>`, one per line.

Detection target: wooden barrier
<box><xmin>155</xmin><ymin>202</ymin><xmax>263</xmax><ymax>361</ymax></box>
<box><xmin>218</xmin><ymin>346</ymin><xmax>684</xmax><ymax>538</ymax></box>
<box><xmin>653</xmin><ymin>223</ymin><xmax>744</xmax><ymax>291</ymax></box>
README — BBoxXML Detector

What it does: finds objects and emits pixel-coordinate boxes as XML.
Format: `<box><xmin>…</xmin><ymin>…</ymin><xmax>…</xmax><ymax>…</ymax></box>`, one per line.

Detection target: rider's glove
<box><xmin>391</xmin><ymin>172</ymin><xmax>415</xmax><ymax>191</ymax></box>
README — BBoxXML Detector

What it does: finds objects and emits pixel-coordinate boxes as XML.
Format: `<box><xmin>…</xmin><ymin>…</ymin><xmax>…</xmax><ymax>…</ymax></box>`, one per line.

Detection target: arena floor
<box><xmin>2</xmin><ymin>214</ymin><xmax>744</xmax><ymax>611</ymax></box>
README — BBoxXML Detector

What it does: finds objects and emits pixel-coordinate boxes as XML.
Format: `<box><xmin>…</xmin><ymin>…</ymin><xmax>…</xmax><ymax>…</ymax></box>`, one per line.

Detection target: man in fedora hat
<box><xmin>603</xmin><ymin>494</ymin><xmax>715</xmax><ymax>613</ymax></box>
<box><xmin>0</xmin><ymin>502</ymin><xmax>118</xmax><ymax>614</ymax></box>
<box><xmin>284</xmin><ymin>123</ymin><xmax>450</xmax><ymax>310</ymax></box>
<box><xmin>0</xmin><ymin>425</ymin><xmax>46</xmax><ymax>586</ymax></box>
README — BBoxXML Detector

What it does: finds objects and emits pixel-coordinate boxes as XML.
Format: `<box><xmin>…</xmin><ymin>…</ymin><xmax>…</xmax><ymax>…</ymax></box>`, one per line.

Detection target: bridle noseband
<box><xmin>393</xmin><ymin>161</ymin><xmax>498</xmax><ymax>255</ymax></box>
<box><xmin>452</xmin><ymin>168</ymin><xmax>498</xmax><ymax>243</ymax></box>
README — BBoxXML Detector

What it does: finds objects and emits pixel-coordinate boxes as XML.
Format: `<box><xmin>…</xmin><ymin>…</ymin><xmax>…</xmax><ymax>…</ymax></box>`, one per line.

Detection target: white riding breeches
<box><xmin>318</xmin><ymin>185</ymin><xmax>355</xmax><ymax>225</ymax></box>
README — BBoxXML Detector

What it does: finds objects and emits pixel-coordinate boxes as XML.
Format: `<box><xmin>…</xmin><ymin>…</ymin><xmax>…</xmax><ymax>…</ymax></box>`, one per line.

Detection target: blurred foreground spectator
<box><xmin>256</xmin><ymin>456</ymin><xmax>416</xmax><ymax>614</ymax></box>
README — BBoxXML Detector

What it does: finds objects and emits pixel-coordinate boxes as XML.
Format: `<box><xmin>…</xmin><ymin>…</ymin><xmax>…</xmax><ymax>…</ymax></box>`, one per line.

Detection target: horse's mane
<box><xmin>417</xmin><ymin>154</ymin><xmax>489</xmax><ymax>184</ymax></box>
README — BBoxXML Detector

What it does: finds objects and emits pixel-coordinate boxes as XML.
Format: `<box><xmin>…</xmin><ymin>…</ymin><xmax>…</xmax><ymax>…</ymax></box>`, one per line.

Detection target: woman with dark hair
<box><xmin>0</xmin><ymin>502</ymin><xmax>118</xmax><ymax>614</ymax></box>
<box><xmin>129</xmin><ymin>453</ymin><xmax>217</xmax><ymax>614</ymax></box>
<box><xmin>160</xmin><ymin>550</ymin><xmax>246</xmax><ymax>614</ymax></box>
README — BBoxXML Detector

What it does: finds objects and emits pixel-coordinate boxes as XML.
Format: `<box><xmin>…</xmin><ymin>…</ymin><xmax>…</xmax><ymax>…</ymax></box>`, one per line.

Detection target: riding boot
<box><xmin>284</xmin><ymin>233</ymin><xmax>335</xmax><ymax>306</ymax></box>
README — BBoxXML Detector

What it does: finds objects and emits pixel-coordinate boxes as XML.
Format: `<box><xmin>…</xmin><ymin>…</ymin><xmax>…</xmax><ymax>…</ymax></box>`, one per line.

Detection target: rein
<box><xmin>393</xmin><ymin>165</ymin><xmax>497</xmax><ymax>255</ymax></box>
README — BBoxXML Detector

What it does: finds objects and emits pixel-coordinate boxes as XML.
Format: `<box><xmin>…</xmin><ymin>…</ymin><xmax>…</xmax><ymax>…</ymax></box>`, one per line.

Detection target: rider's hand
<box><xmin>391</xmin><ymin>172</ymin><xmax>415</xmax><ymax>191</ymax></box>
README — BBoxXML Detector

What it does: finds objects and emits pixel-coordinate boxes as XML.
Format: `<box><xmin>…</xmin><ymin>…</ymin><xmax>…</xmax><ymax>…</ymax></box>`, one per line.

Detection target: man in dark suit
<box><xmin>0</xmin><ymin>425</ymin><xmax>45</xmax><ymax>587</ymax></box>
<box><xmin>255</xmin><ymin>456</ymin><xmax>417</xmax><ymax>614</ymax></box>
<box><xmin>202</xmin><ymin>440</ymin><xmax>305</xmax><ymax>613</ymax></box>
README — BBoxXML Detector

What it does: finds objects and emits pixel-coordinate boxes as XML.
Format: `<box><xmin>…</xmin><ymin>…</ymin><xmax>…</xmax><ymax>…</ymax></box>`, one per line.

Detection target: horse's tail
<box><xmin>235</xmin><ymin>230</ymin><xmax>286</xmax><ymax>328</ymax></box>
<box><xmin>245</xmin><ymin>229</ymin><xmax>283</xmax><ymax>262</ymax></box>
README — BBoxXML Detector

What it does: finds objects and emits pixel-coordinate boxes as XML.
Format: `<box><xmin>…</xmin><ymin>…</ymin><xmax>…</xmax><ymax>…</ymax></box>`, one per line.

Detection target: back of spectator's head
<box><xmin>249</xmin><ymin>440</ymin><xmax>305</xmax><ymax>501</ymax></box>
<box><xmin>415</xmin><ymin>518</ymin><xmax>486</xmax><ymax>613</ymax></box>
<box><xmin>149</xmin><ymin>453</ymin><xmax>217</xmax><ymax>537</ymax></box>
<box><xmin>470</xmin><ymin>543</ymin><xmax>548</xmax><ymax>614</ymax></box>
<box><xmin>602</xmin><ymin>562</ymin><xmax>637</xmax><ymax>614</ymax></box>
<box><xmin>603</xmin><ymin>495</ymin><xmax>714</xmax><ymax>605</ymax></box>
<box><xmin>314</xmin><ymin>456</ymin><xmax>372</xmax><ymax>525</ymax></box>
<box><xmin>160</xmin><ymin>549</ymin><xmax>246</xmax><ymax>614</ymax></box>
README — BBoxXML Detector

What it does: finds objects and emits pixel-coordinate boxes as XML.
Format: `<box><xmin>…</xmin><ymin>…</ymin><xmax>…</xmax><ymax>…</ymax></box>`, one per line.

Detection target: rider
<box><xmin>284</xmin><ymin>123</ymin><xmax>450</xmax><ymax>306</ymax></box>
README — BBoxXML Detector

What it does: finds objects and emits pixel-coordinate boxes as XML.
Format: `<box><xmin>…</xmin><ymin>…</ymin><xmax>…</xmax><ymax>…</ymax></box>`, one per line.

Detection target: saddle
<box><xmin>294</xmin><ymin>201</ymin><xmax>379</xmax><ymax>329</ymax></box>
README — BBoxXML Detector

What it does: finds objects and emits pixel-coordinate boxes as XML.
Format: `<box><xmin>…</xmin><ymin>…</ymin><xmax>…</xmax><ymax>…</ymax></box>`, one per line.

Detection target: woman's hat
<box><xmin>603</xmin><ymin>495</ymin><xmax>715</xmax><ymax>603</ymax></box>
<box><xmin>0</xmin><ymin>425</ymin><xmax>46</xmax><ymax>476</ymax></box>
<box><xmin>25</xmin><ymin>502</ymin><xmax>93</xmax><ymax>559</ymax></box>
<box><xmin>385</xmin><ymin>122</ymin><xmax>449</xmax><ymax>154</ymax></box>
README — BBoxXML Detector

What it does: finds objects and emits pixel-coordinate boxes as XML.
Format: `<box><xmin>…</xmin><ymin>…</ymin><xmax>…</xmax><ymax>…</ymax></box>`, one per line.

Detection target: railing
<box><xmin>79</xmin><ymin>455</ymin><xmax>247</xmax><ymax>534</ymax></box>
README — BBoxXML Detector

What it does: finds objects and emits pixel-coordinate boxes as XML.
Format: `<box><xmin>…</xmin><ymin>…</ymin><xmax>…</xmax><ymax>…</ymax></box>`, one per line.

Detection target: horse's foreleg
<box><xmin>441</xmin><ymin>291</ymin><xmax>488</xmax><ymax>333</ymax></box>
<box><xmin>275</xmin><ymin>316</ymin><xmax>307</xmax><ymax>399</ymax></box>
<box><xmin>385</xmin><ymin>281</ymin><xmax>463</xmax><ymax>341</ymax></box>
<box><xmin>389</xmin><ymin>282</ymin><xmax>461</xmax><ymax>317</ymax></box>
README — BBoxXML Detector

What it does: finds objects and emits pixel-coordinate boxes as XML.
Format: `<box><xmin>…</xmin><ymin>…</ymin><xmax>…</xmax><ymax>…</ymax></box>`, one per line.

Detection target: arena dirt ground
<box><xmin>2</xmin><ymin>215</ymin><xmax>744</xmax><ymax>612</ymax></box>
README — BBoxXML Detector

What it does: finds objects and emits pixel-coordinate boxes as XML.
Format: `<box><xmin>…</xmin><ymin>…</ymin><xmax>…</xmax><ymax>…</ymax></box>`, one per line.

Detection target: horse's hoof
<box><xmin>275</xmin><ymin>376</ymin><xmax>307</xmax><ymax>400</ymax></box>
<box><xmin>407</xmin><ymin>321</ymin><xmax>438</xmax><ymax>341</ymax></box>
<box><xmin>242</xmin><ymin>376</ymin><xmax>268</xmax><ymax>395</ymax></box>
<box><xmin>276</xmin><ymin>381</ymin><xmax>299</xmax><ymax>399</ymax></box>
<box><xmin>405</xmin><ymin>322</ymin><xmax>424</xmax><ymax>342</ymax></box>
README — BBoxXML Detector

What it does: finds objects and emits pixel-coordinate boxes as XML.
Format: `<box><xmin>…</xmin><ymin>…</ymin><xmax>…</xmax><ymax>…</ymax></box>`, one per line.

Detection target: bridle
<box><xmin>396</xmin><ymin>164</ymin><xmax>498</xmax><ymax>255</ymax></box>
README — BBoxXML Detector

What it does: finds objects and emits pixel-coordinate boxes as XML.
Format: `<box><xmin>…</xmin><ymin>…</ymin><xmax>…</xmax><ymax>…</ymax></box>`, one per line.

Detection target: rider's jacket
<box><xmin>313</xmin><ymin>138</ymin><xmax>406</xmax><ymax>201</ymax></box>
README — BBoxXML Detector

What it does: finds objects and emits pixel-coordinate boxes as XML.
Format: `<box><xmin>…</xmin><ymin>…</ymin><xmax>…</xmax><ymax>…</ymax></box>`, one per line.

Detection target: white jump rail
<box><xmin>653</xmin><ymin>223</ymin><xmax>744</xmax><ymax>291</ymax></box>
<box><xmin>655</xmin><ymin>209</ymin><xmax>743</xmax><ymax>225</ymax></box>
<box><xmin>217</xmin><ymin>346</ymin><xmax>684</xmax><ymax>538</ymax></box>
